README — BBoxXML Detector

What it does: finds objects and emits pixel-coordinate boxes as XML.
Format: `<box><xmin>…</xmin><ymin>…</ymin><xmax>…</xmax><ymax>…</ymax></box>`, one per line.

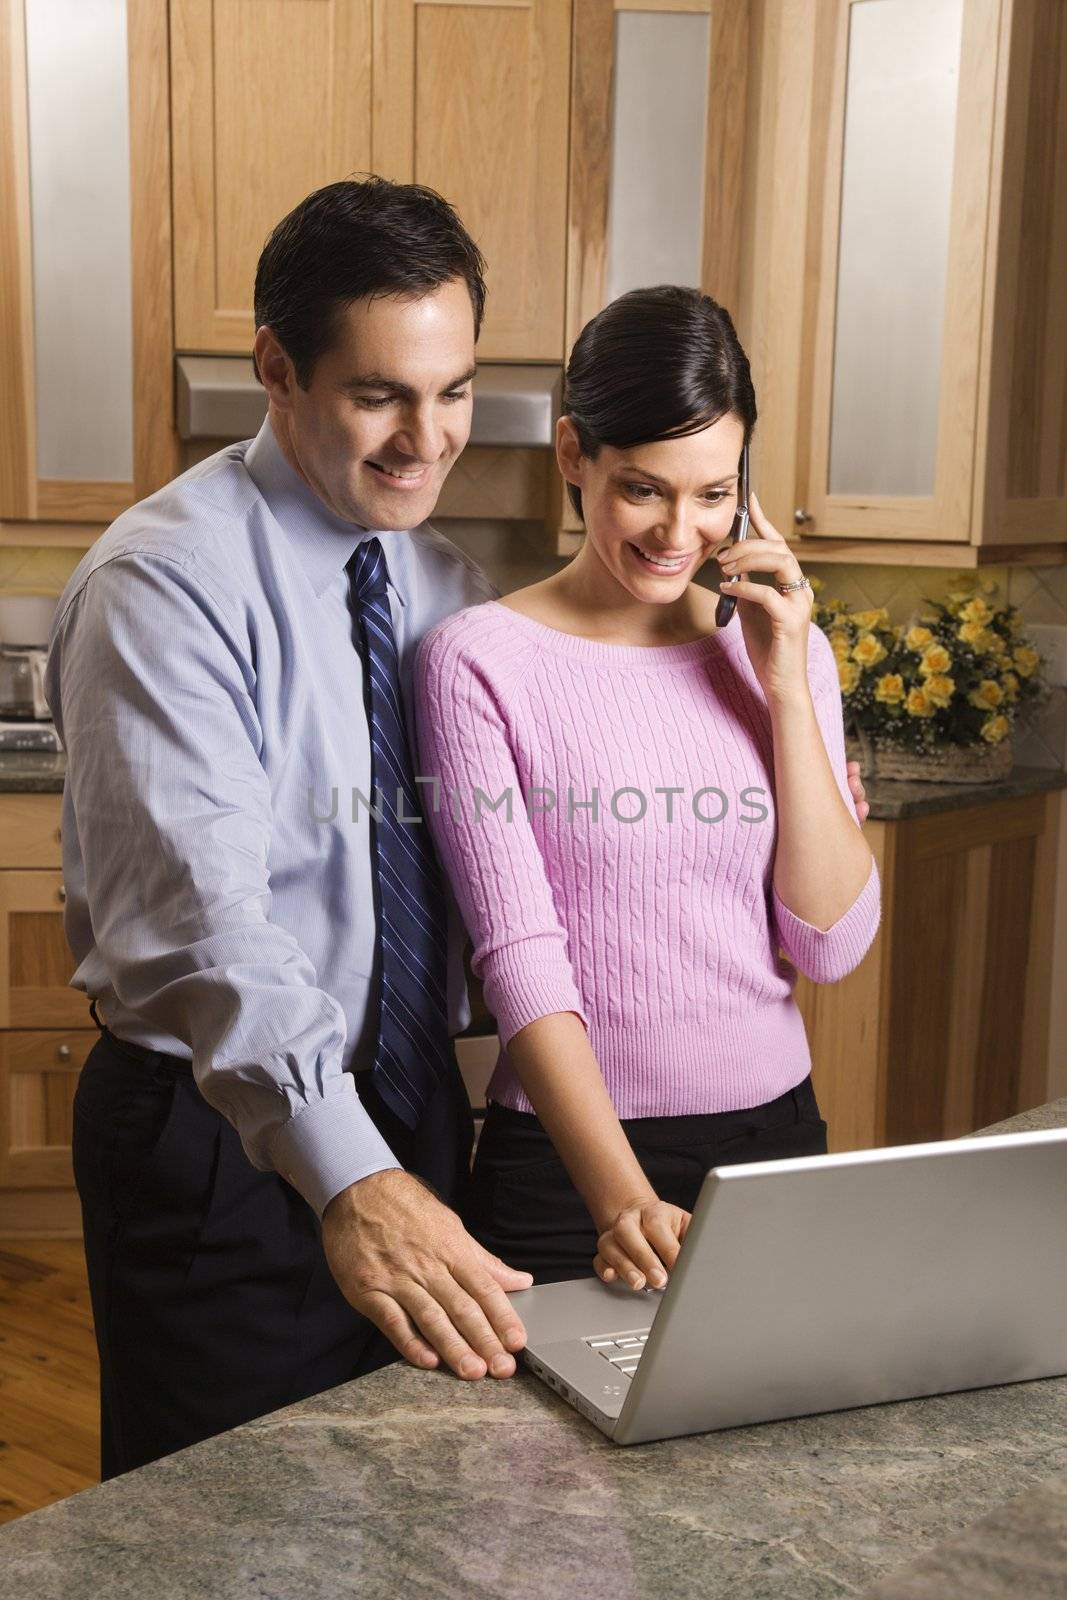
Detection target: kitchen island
<box><xmin>0</xmin><ymin>1099</ymin><xmax>1064</xmax><ymax>1600</ymax></box>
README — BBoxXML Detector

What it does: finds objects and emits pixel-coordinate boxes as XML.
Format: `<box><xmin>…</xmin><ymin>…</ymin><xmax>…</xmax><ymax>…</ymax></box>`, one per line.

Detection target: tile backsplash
<box><xmin>4</xmin><ymin>529</ymin><xmax>1065</xmax><ymax>767</ymax></box>
<box><xmin>0</xmin><ymin>545</ymin><xmax>84</xmax><ymax>597</ymax></box>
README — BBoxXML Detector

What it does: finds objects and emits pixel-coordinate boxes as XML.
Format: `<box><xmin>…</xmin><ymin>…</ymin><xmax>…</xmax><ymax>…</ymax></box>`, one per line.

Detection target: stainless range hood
<box><xmin>175</xmin><ymin>355</ymin><xmax>561</xmax><ymax>448</ymax></box>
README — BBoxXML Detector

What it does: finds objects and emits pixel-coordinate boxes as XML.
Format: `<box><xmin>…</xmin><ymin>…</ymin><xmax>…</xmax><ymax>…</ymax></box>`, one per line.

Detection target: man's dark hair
<box><xmin>563</xmin><ymin>286</ymin><xmax>757</xmax><ymax>519</ymax></box>
<box><xmin>252</xmin><ymin>175</ymin><xmax>487</xmax><ymax>386</ymax></box>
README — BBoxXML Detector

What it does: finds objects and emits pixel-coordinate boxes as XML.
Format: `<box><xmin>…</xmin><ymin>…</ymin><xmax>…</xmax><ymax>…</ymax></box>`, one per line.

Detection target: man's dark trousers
<box><xmin>73</xmin><ymin>1023</ymin><xmax>474</xmax><ymax>1479</ymax></box>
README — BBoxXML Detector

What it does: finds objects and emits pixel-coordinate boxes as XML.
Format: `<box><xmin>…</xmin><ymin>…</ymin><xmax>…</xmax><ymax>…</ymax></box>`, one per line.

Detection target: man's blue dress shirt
<box><xmin>44</xmin><ymin>419</ymin><xmax>498</xmax><ymax>1218</ymax></box>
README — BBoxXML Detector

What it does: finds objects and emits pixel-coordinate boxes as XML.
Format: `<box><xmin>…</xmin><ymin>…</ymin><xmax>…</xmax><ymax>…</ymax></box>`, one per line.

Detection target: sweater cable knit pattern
<box><xmin>413</xmin><ymin>600</ymin><xmax>881</xmax><ymax>1118</ymax></box>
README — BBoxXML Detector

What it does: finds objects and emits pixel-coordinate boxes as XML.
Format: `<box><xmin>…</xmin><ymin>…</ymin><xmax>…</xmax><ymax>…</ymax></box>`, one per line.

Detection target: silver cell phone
<box><xmin>714</xmin><ymin>443</ymin><xmax>750</xmax><ymax>628</ymax></box>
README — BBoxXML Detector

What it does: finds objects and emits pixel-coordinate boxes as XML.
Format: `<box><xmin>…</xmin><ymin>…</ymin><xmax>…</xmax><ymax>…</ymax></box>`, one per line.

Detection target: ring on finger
<box><xmin>776</xmin><ymin>575</ymin><xmax>812</xmax><ymax>595</ymax></box>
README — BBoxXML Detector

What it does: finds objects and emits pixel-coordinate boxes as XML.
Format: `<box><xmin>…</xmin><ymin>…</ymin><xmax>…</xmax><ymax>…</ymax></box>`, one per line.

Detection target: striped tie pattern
<box><xmin>347</xmin><ymin>536</ymin><xmax>452</xmax><ymax>1128</ymax></box>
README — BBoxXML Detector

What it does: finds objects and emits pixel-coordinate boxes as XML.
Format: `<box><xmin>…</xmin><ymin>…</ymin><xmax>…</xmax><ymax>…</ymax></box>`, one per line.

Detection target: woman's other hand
<box><xmin>845</xmin><ymin>759</ymin><xmax>869</xmax><ymax>824</ymax></box>
<box><xmin>594</xmin><ymin>1196</ymin><xmax>691</xmax><ymax>1290</ymax></box>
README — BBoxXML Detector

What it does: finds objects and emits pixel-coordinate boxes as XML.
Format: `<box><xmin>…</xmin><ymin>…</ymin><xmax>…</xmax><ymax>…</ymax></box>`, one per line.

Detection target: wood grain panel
<box><xmin>35</xmin><ymin>481</ymin><xmax>134</xmax><ymax>524</ymax></box>
<box><xmin>701</xmin><ymin>0</ymin><xmax>748</xmax><ymax>310</ymax></box>
<box><xmin>0</xmin><ymin>1034</ymin><xmax>92</xmax><ymax>1189</ymax></box>
<box><xmin>0</xmin><ymin>795</ymin><xmax>63</xmax><ymax>870</ymax></box>
<box><xmin>615</xmin><ymin>0</ymin><xmax>710</xmax><ymax>11</ymax></box>
<box><xmin>8</xmin><ymin>915</ymin><xmax>75</xmax><ymax>994</ymax></box>
<box><xmin>972</xmin><ymin>832</ymin><xmax>1034</xmax><ymax>1127</ymax></box>
<box><xmin>1018</xmin><ymin>790</ymin><xmax>1060</xmax><ymax>1112</ymax></box>
<box><xmin>0</xmin><ymin>0</ymin><xmax>36</xmax><ymax>519</ymax></box>
<box><xmin>0</xmin><ymin>1033</ymin><xmax>88</xmax><ymax>1188</ymax></box>
<box><xmin>941</xmin><ymin>843</ymin><xmax>990</xmax><ymax>1136</ymax></box>
<box><xmin>884</xmin><ymin>847</ymin><xmax>958</xmax><ymax>1144</ymax></box>
<box><xmin>129</xmin><ymin>0</ymin><xmax>181</xmax><ymax>497</ymax></box>
<box><xmin>548</xmin><ymin>0</ymin><xmax>614</xmax><ymax>552</ymax></box>
<box><xmin>171</xmin><ymin>0</ymin><xmax>373</xmax><ymax>350</ymax></box>
<box><xmin>738</xmin><ymin>0</ymin><xmax>823</xmax><ymax>541</ymax></box>
<box><xmin>0</xmin><ymin>520</ymin><xmax>101</xmax><ymax>549</ymax></box>
<box><xmin>0</xmin><ymin>875</ymin><xmax>85</xmax><ymax>1030</ymax></box>
<box><xmin>796</xmin><ymin>818</ymin><xmax>892</xmax><ymax>1153</ymax></box>
<box><xmin>564</xmin><ymin>0</ymin><xmax>614</xmax><ymax>353</ymax></box>
<box><xmin>0</xmin><ymin>1187</ymin><xmax>81</xmax><ymax>1234</ymax></box>
<box><xmin>1004</xmin><ymin>1</ymin><xmax>1067</xmax><ymax>503</ymax></box>
<box><xmin>792</xmin><ymin>0</ymin><xmax>839</xmax><ymax>528</ymax></box>
<box><xmin>977</xmin><ymin>0</ymin><xmax>1067</xmax><ymax>546</ymax></box>
<box><xmin>884</xmin><ymin>793</ymin><xmax>1051</xmax><ymax>1146</ymax></box>
<box><xmin>794</xmin><ymin>790</ymin><xmax>1058</xmax><ymax>1155</ymax></box>
<box><xmin>375</xmin><ymin>0</ymin><xmax>570</xmax><ymax>360</ymax></box>
<box><xmin>907</xmin><ymin>794</ymin><xmax>1044</xmax><ymax>863</ymax></box>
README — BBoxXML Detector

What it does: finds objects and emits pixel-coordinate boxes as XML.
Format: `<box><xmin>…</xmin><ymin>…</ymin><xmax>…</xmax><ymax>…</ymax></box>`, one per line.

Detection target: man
<box><xmin>48</xmin><ymin>176</ymin><xmax>869</xmax><ymax>1479</ymax></box>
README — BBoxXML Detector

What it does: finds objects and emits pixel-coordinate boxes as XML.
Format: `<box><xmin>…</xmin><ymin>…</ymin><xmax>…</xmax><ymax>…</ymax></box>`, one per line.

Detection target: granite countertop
<box><xmin>1</xmin><ymin>1099</ymin><xmax>1065</xmax><ymax>1600</ymax></box>
<box><xmin>1</xmin><ymin>748</ymin><xmax>1065</xmax><ymax>817</ymax></box>
<box><xmin>859</xmin><ymin>763</ymin><xmax>1067</xmax><ymax>821</ymax></box>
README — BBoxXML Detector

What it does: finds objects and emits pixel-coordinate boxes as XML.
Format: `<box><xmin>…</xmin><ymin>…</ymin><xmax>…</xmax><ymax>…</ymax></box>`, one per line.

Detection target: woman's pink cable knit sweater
<box><xmin>413</xmin><ymin>600</ymin><xmax>881</xmax><ymax>1118</ymax></box>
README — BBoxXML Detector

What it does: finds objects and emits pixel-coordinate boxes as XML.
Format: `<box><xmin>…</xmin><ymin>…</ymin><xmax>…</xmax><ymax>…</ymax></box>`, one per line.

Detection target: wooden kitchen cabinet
<box><xmin>372</xmin><ymin>0</ymin><xmax>571</xmax><ymax>360</ymax></box>
<box><xmin>170</xmin><ymin>0</ymin><xmax>374</xmax><ymax>354</ymax></box>
<box><xmin>0</xmin><ymin>794</ymin><xmax>90</xmax><ymax>1234</ymax></box>
<box><xmin>0</xmin><ymin>1030</ymin><xmax>91</xmax><ymax>1189</ymax></box>
<box><xmin>551</xmin><ymin>0</ymin><xmax>748</xmax><ymax>553</ymax></box>
<box><xmin>0</xmin><ymin>871</ymin><xmax>87</xmax><ymax>1030</ymax></box>
<box><xmin>0</xmin><ymin>0</ymin><xmax>178</xmax><ymax>531</ymax></box>
<box><xmin>796</xmin><ymin>785</ymin><xmax>1061</xmax><ymax>1155</ymax></box>
<box><xmin>170</xmin><ymin>0</ymin><xmax>572</xmax><ymax>361</ymax></box>
<box><xmin>742</xmin><ymin>0</ymin><xmax>1067</xmax><ymax>566</ymax></box>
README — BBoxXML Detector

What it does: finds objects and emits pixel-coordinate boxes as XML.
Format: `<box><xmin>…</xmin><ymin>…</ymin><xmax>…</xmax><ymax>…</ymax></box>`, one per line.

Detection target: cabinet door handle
<box><xmin>57</xmin><ymin>884</ymin><xmax>67</xmax><ymax>903</ymax></box>
<box><xmin>55</xmin><ymin>827</ymin><xmax>62</xmax><ymax>843</ymax></box>
<box><xmin>794</xmin><ymin>508</ymin><xmax>814</xmax><ymax>528</ymax></box>
<box><xmin>57</xmin><ymin>1044</ymin><xmax>72</xmax><ymax>1062</ymax></box>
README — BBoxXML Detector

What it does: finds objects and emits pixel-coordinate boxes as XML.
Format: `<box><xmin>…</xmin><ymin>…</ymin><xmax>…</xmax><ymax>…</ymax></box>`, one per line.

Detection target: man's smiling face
<box><xmin>256</xmin><ymin>276</ymin><xmax>477</xmax><ymax>530</ymax></box>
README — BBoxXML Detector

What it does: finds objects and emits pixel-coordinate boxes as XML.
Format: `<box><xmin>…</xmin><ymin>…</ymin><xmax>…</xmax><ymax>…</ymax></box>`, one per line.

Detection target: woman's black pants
<box><xmin>463</xmin><ymin>1077</ymin><xmax>829</xmax><ymax>1284</ymax></box>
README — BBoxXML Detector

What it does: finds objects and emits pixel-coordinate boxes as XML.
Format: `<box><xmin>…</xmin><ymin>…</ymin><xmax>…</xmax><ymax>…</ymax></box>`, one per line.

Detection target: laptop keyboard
<box><xmin>584</xmin><ymin>1327</ymin><xmax>651</xmax><ymax>1378</ymax></box>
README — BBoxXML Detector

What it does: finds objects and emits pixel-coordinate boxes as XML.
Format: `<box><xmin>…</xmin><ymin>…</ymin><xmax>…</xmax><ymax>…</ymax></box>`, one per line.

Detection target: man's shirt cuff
<box><xmin>267</xmin><ymin>1074</ymin><xmax>402</xmax><ymax>1220</ymax></box>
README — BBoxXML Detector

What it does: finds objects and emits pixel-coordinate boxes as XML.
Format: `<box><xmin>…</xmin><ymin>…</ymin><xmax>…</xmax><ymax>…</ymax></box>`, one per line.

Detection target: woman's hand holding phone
<box><xmin>593</xmin><ymin>1195</ymin><xmax>692</xmax><ymax>1291</ymax></box>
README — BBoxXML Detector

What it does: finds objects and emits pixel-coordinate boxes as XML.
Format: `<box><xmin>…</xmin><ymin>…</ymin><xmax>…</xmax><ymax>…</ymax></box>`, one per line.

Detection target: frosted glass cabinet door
<box><xmin>806</xmin><ymin>0</ymin><xmax>1001</xmax><ymax>543</ymax></box>
<box><xmin>829</xmin><ymin>0</ymin><xmax>963</xmax><ymax>499</ymax></box>
<box><xmin>25</xmin><ymin>0</ymin><xmax>134</xmax><ymax>506</ymax></box>
<box><xmin>605</xmin><ymin>9</ymin><xmax>711</xmax><ymax>304</ymax></box>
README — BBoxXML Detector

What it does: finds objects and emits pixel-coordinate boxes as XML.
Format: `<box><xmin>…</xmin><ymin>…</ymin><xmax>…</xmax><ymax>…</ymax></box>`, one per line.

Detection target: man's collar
<box><xmin>244</xmin><ymin>417</ymin><xmax>406</xmax><ymax>604</ymax></box>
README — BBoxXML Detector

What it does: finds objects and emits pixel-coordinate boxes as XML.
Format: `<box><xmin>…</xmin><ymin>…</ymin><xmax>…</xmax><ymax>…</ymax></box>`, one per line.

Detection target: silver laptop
<box><xmin>509</xmin><ymin>1128</ymin><xmax>1067</xmax><ymax>1446</ymax></box>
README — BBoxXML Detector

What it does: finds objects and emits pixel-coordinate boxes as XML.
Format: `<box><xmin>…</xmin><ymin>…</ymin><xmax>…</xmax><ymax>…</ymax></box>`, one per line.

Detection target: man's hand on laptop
<box><xmin>593</xmin><ymin>1195</ymin><xmax>691</xmax><ymax>1292</ymax></box>
<box><xmin>321</xmin><ymin>1169</ymin><xmax>532</xmax><ymax>1380</ymax></box>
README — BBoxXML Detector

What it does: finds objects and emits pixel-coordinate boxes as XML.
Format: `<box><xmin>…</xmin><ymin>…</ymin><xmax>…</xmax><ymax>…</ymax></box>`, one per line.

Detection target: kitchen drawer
<box><xmin>0</xmin><ymin>793</ymin><xmax>64</xmax><ymax>868</ymax></box>
<box><xmin>0</xmin><ymin>1029</ymin><xmax>95</xmax><ymax>1188</ymax></box>
<box><xmin>0</xmin><ymin>870</ymin><xmax>86</xmax><ymax>1028</ymax></box>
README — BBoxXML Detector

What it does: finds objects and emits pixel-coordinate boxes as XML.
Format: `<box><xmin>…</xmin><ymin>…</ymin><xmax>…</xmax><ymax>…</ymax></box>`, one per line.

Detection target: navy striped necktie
<box><xmin>347</xmin><ymin>536</ymin><xmax>452</xmax><ymax>1128</ymax></box>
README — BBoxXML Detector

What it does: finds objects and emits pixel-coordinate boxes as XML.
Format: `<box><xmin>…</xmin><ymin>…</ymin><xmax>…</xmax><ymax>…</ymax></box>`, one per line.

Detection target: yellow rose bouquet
<box><xmin>812</xmin><ymin>577</ymin><xmax>1047</xmax><ymax>758</ymax></box>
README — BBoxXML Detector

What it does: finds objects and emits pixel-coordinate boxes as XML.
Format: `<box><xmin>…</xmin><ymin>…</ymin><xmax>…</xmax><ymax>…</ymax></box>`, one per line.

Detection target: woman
<box><xmin>413</xmin><ymin>287</ymin><xmax>880</xmax><ymax>1291</ymax></box>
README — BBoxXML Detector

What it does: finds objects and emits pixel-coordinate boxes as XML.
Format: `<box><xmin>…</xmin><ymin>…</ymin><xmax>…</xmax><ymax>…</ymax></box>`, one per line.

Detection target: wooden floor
<box><xmin>0</xmin><ymin>1239</ymin><xmax>100</xmax><ymax>1523</ymax></box>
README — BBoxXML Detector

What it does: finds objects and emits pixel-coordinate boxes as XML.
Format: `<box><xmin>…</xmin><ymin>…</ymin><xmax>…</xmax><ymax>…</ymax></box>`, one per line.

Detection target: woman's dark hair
<box><xmin>252</xmin><ymin>175</ymin><xmax>487</xmax><ymax>386</ymax></box>
<box><xmin>562</xmin><ymin>286</ymin><xmax>757</xmax><ymax>519</ymax></box>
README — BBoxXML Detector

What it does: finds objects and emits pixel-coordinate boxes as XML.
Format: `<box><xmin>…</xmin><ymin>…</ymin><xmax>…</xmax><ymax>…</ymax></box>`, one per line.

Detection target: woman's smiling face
<box><xmin>557</xmin><ymin>410</ymin><xmax>746</xmax><ymax>602</ymax></box>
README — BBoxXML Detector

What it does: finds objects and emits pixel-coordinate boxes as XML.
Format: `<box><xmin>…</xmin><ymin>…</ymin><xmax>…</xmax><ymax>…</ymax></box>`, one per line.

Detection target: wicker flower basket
<box><xmin>844</xmin><ymin>729</ymin><xmax>1014</xmax><ymax>785</ymax></box>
